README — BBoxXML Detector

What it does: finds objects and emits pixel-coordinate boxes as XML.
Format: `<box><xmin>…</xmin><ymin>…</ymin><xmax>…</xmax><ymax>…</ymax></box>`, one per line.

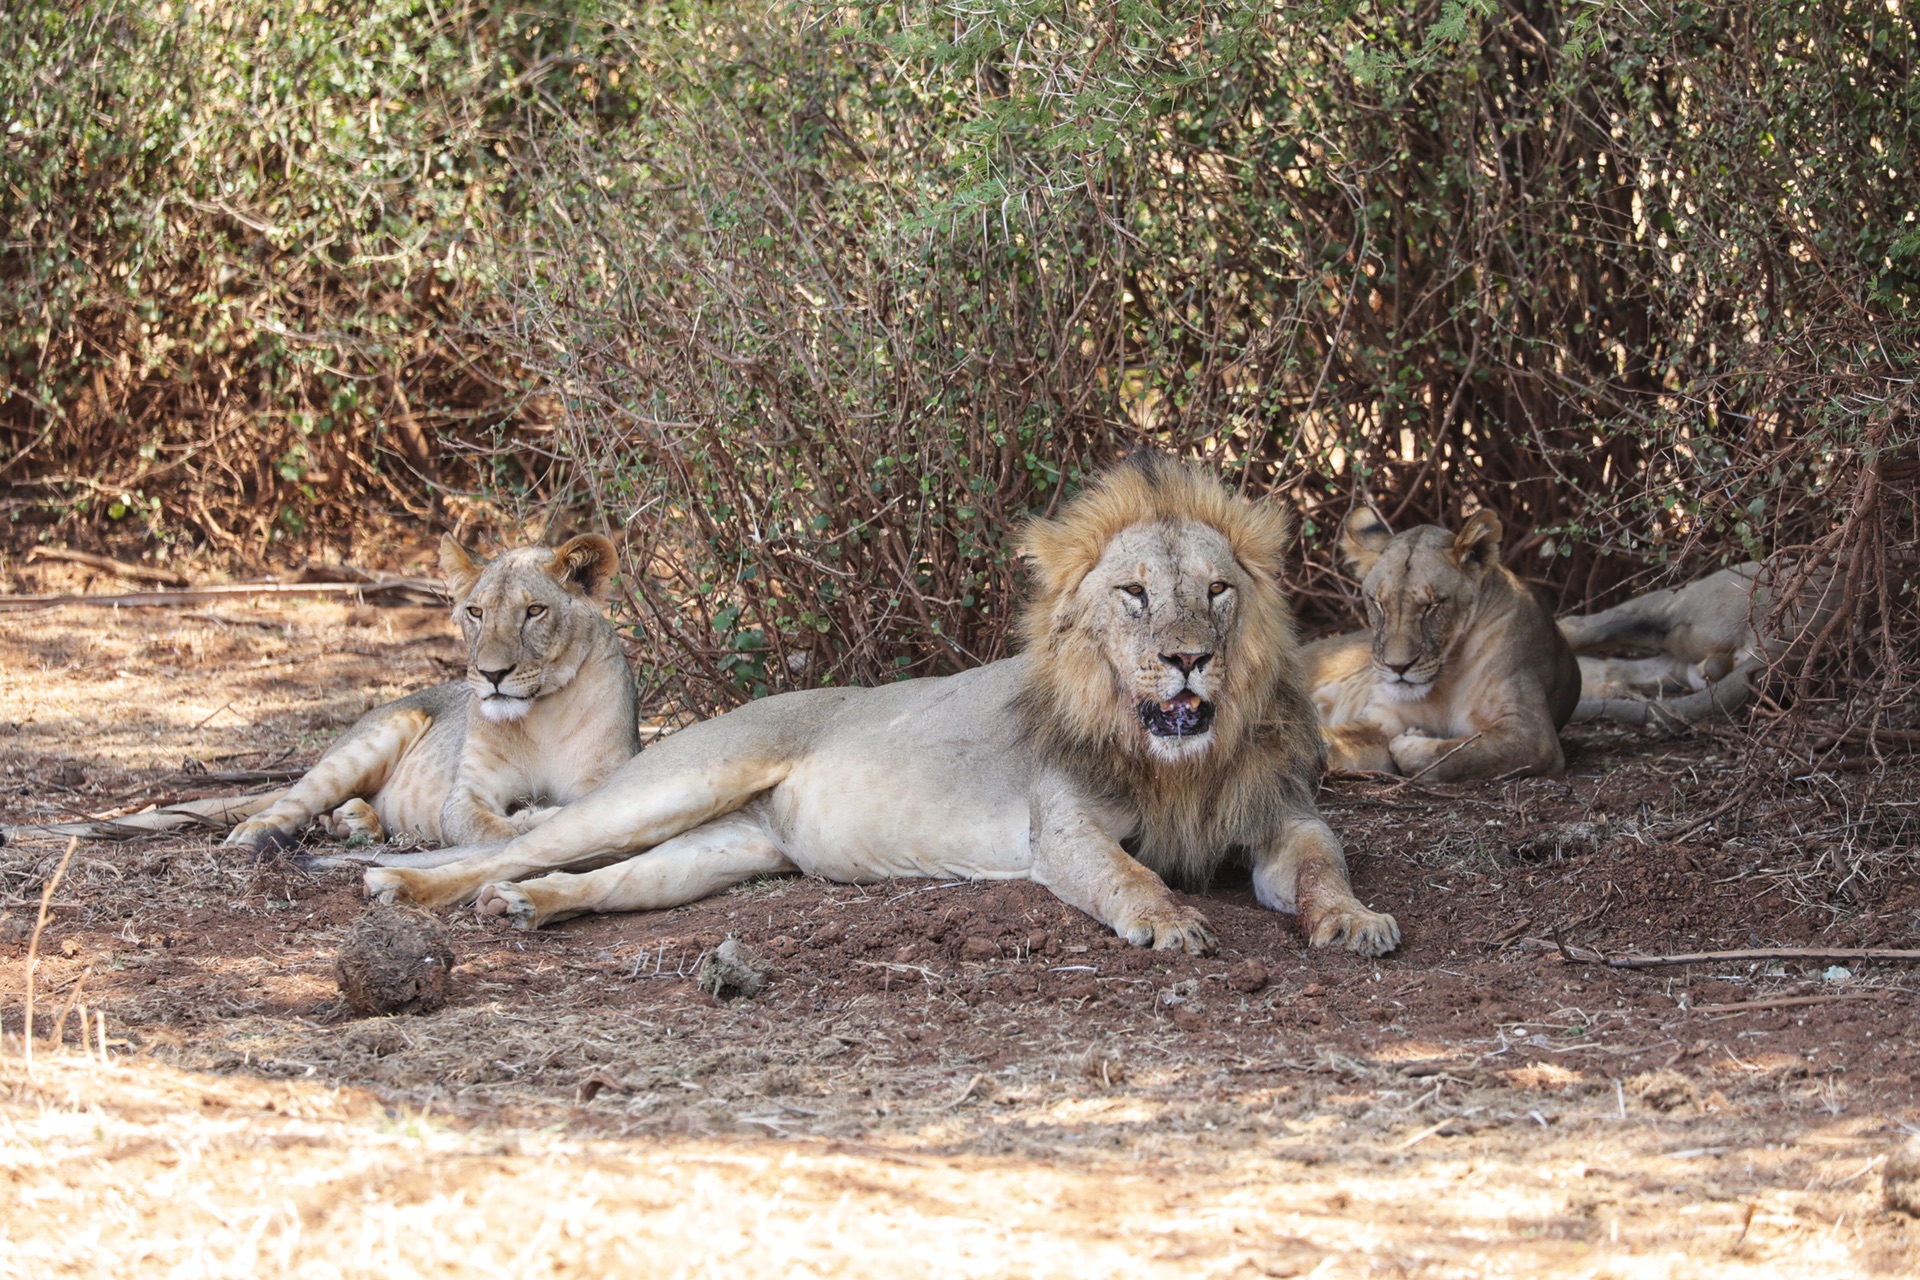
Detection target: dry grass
<box><xmin>3</xmin><ymin>1043</ymin><xmax>1916</xmax><ymax>1279</ymax></box>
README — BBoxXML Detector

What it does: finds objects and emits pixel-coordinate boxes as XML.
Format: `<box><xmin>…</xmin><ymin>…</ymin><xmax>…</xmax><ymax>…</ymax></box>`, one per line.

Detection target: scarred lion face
<box><xmin>440</xmin><ymin>535</ymin><xmax>621</xmax><ymax>723</ymax></box>
<box><xmin>1072</xmin><ymin>520</ymin><xmax>1249</xmax><ymax>761</ymax></box>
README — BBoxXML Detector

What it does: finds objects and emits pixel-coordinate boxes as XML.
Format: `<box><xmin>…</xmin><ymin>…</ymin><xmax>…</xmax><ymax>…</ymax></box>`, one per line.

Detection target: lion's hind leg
<box><xmin>474</xmin><ymin>811</ymin><xmax>792</xmax><ymax>930</ymax></box>
<box><xmin>364</xmin><ymin>707</ymin><xmax>803</xmax><ymax>909</ymax></box>
<box><xmin>225</xmin><ymin>707</ymin><xmax>431</xmax><ymax>853</ymax></box>
<box><xmin>1252</xmin><ymin>815</ymin><xmax>1400</xmax><ymax>956</ymax></box>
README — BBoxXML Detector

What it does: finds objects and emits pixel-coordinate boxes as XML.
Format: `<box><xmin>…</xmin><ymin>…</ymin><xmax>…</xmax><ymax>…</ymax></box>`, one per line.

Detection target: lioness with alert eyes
<box><xmin>1303</xmin><ymin>509</ymin><xmax>1579</xmax><ymax>781</ymax></box>
<box><xmin>224</xmin><ymin>535</ymin><xmax>641</xmax><ymax>853</ymax></box>
<box><xmin>357</xmin><ymin>455</ymin><xmax>1400</xmax><ymax>957</ymax></box>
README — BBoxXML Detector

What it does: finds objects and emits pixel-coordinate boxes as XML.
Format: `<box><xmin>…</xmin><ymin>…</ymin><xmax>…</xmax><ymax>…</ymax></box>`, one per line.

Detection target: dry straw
<box><xmin>19</xmin><ymin>836</ymin><xmax>78</xmax><ymax>1074</ymax></box>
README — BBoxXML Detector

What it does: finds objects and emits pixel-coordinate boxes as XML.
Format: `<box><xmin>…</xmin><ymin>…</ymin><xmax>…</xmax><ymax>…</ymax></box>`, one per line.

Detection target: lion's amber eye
<box><xmin>527</xmin><ymin>604</ymin><xmax>547</xmax><ymax>618</ymax></box>
<box><xmin>466</xmin><ymin>606</ymin><xmax>483</xmax><ymax>619</ymax></box>
<box><xmin>1209</xmin><ymin>581</ymin><xmax>1229</xmax><ymax>598</ymax></box>
<box><xmin>1120</xmin><ymin>584</ymin><xmax>1146</xmax><ymax>599</ymax></box>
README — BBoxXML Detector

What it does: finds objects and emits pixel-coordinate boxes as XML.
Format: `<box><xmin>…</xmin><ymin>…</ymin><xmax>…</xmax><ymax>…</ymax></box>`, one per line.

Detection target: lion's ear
<box><xmin>439</xmin><ymin>535</ymin><xmax>487</xmax><ymax>600</ymax></box>
<box><xmin>1452</xmin><ymin>509</ymin><xmax>1503</xmax><ymax>573</ymax></box>
<box><xmin>549</xmin><ymin>534</ymin><xmax>619</xmax><ymax>599</ymax></box>
<box><xmin>1338</xmin><ymin>509</ymin><xmax>1393</xmax><ymax>577</ymax></box>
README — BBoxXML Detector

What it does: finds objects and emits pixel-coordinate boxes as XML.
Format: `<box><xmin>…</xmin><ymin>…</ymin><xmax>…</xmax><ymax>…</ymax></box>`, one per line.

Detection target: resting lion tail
<box><xmin>0</xmin><ymin>789</ymin><xmax>285</xmax><ymax>845</ymax></box>
<box><xmin>1570</xmin><ymin>660</ymin><xmax>1759</xmax><ymax>726</ymax></box>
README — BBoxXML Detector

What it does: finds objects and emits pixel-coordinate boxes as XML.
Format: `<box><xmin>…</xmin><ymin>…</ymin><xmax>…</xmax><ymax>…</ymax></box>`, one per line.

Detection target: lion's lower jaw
<box><xmin>1143</xmin><ymin>730</ymin><xmax>1216</xmax><ymax>764</ymax></box>
<box><xmin>476</xmin><ymin>694</ymin><xmax>534</xmax><ymax>723</ymax></box>
<box><xmin>1376</xmin><ymin>674</ymin><xmax>1436</xmax><ymax>702</ymax></box>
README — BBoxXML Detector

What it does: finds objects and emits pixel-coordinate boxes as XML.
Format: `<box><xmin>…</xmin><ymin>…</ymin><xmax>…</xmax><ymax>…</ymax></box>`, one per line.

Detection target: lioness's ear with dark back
<box><xmin>1452</xmin><ymin>509</ymin><xmax>1503</xmax><ymax>572</ymax></box>
<box><xmin>439</xmin><ymin>535</ymin><xmax>486</xmax><ymax>600</ymax></box>
<box><xmin>550</xmin><ymin>534</ymin><xmax>620</xmax><ymax>599</ymax></box>
<box><xmin>1338</xmin><ymin>509</ymin><xmax>1393</xmax><ymax>577</ymax></box>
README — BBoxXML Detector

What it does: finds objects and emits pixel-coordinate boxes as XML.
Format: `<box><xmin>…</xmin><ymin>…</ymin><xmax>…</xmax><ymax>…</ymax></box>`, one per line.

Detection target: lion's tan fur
<box><xmin>1016</xmin><ymin>454</ymin><xmax>1326</xmax><ymax>888</ymax></box>
<box><xmin>358</xmin><ymin>455</ymin><xmax>1398</xmax><ymax>959</ymax></box>
<box><xmin>225</xmin><ymin>535</ymin><xmax>641</xmax><ymax>852</ymax></box>
<box><xmin>1302</xmin><ymin>509</ymin><xmax>1578</xmax><ymax>782</ymax></box>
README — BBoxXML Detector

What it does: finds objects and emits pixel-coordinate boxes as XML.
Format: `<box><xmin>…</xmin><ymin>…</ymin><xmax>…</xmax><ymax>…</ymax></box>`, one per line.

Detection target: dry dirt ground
<box><xmin>1</xmin><ymin>596</ymin><xmax>1917</xmax><ymax>1278</ymax></box>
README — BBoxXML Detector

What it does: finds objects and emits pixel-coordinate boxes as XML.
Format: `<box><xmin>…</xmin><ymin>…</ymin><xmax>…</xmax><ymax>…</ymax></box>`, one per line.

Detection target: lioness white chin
<box><xmin>223</xmin><ymin>534</ymin><xmax>642</xmax><ymax>853</ymax></box>
<box><xmin>359</xmin><ymin>455</ymin><xmax>1400</xmax><ymax>957</ymax></box>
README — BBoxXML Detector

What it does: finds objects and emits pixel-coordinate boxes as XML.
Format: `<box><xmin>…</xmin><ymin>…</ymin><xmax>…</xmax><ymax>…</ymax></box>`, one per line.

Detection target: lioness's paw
<box><xmin>1120</xmin><ymin>904</ymin><xmax>1219</xmax><ymax>956</ymax></box>
<box><xmin>1387</xmin><ymin>730</ymin><xmax>1442</xmax><ymax>773</ymax></box>
<box><xmin>1307</xmin><ymin>902</ymin><xmax>1401</xmax><ymax>956</ymax></box>
<box><xmin>508</xmin><ymin>805</ymin><xmax>563</xmax><ymax>834</ymax></box>
<box><xmin>363</xmin><ymin>867</ymin><xmax>408</xmax><ymax>905</ymax></box>
<box><xmin>320</xmin><ymin>799</ymin><xmax>384</xmax><ymax>843</ymax></box>
<box><xmin>225</xmin><ymin>819</ymin><xmax>298</xmax><ymax>855</ymax></box>
<box><xmin>476</xmin><ymin>882</ymin><xmax>537</xmax><ymax>931</ymax></box>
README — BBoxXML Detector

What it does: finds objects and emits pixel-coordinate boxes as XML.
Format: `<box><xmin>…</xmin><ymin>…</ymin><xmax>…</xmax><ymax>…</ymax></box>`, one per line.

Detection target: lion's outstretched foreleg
<box><xmin>1386</xmin><ymin>698</ymin><xmax>1565</xmax><ymax>782</ymax></box>
<box><xmin>364</xmin><ymin>710</ymin><xmax>804</xmax><ymax>909</ymax></box>
<box><xmin>225</xmin><ymin>708</ymin><xmax>432</xmax><ymax>853</ymax></box>
<box><xmin>474</xmin><ymin>811</ymin><xmax>792</xmax><ymax>930</ymax></box>
<box><xmin>1323</xmin><ymin>722</ymin><xmax>1396</xmax><ymax>774</ymax></box>
<box><xmin>1251</xmin><ymin>815</ymin><xmax>1400</xmax><ymax>956</ymax></box>
<box><xmin>1027</xmin><ymin>776</ymin><xmax>1219</xmax><ymax>955</ymax></box>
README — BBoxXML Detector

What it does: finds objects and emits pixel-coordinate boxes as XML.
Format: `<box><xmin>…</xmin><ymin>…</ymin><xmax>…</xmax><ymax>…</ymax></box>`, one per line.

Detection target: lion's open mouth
<box><xmin>1139</xmin><ymin>691</ymin><xmax>1215</xmax><ymax>738</ymax></box>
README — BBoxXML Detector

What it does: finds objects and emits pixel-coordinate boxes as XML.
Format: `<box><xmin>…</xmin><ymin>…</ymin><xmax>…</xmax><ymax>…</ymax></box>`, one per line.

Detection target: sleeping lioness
<box><xmin>1303</xmin><ymin>508</ymin><xmax>1580</xmax><ymax>781</ymax></box>
<box><xmin>1560</xmin><ymin>559</ymin><xmax>1843</xmax><ymax>725</ymax></box>
<box><xmin>223</xmin><ymin>534</ymin><xmax>642</xmax><ymax>852</ymax></box>
<box><xmin>348</xmin><ymin>454</ymin><xmax>1400</xmax><ymax>956</ymax></box>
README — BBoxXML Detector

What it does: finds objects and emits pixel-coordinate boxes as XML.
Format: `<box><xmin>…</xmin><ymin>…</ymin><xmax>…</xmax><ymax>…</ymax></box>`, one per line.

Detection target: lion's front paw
<box><xmin>1119</xmin><ymin>903</ymin><xmax>1219</xmax><ymax>956</ymax></box>
<box><xmin>508</xmin><ymin>806</ymin><xmax>562</xmax><ymax>834</ymax></box>
<box><xmin>318</xmin><ymin>798</ymin><xmax>384</xmax><ymax>843</ymax></box>
<box><xmin>1387</xmin><ymin>730</ymin><xmax>1444</xmax><ymax>775</ymax></box>
<box><xmin>363</xmin><ymin>867</ymin><xmax>410</xmax><ymax>905</ymax></box>
<box><xmin>476</xmin><ymin>882</ymin><xmax>538</xmax><ymax>931</ymax></box>
<box><xmin>1306</xmin><ymin>901</ymin><xmax>1401</xmax><ymax>956</ymax></box>
<box><xmin>225</xmin><ymin>818</ymin><xmax>298</xmax><ymax>855</ymax></box>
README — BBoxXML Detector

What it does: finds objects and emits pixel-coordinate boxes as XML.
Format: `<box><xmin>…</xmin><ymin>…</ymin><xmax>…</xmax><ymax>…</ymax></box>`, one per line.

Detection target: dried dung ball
<box><xmin>336</xmin><ymin>905</ymin><xmax>455</xmax><ymax>1016</ymax></box>
<box><xmin>1627</xmin><ymin>1068</ymin><xmax>1700</xmax><ymax>1114</ymax></box>
<box><xmin>959</xmin><ymin>935</ymin><xmax>1000</xmax><ymax>962</ymax></box>
<box><xmin>1885</xmin><ymin>1134</ymin><xmax>1920</xmax><ymax>1217</ymax></box>
<box><xmin>695</xmin><ymin>936</ymin><xmax>767</xmax><ymax>1001</ymax></box>
<box><xmin>1226</xmin><ymin>958</ymin><xmax>1269</xmax><ymax>993</ymax></box>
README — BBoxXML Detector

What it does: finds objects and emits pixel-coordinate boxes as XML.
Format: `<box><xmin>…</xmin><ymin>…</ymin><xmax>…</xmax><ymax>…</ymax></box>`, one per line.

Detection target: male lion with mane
<box><xmin>357</xmin><ymin>455</ymin><xmax>1400</xmax><ymax>957</ymax></box>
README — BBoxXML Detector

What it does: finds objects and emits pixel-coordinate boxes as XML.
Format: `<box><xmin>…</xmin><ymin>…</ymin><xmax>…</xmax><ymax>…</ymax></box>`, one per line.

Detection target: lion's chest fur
<box><xmin>363</xmin><ymin>631</ymin><xmax>639</xmax><ymax>842</ymax></box>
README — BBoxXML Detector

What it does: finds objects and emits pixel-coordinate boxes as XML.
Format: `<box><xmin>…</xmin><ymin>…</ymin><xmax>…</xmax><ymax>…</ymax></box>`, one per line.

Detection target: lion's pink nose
<box><xmin>1161</xmin><ymin>651</ymin><xmax>1211</xmax><ymax>676</ymax></box>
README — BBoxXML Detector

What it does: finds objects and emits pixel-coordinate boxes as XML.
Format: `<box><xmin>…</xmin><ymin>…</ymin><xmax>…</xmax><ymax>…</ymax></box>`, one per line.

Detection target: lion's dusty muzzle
<box><xmin>1138</xmin><ymin>691</ymin><xmax>1215</xmax><ymax>738</ymax></box>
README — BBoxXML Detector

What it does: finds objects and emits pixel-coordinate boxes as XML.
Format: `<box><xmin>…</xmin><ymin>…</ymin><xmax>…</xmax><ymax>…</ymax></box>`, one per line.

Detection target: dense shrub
<box><xmin>494</xmin><ymin>0</ymin><xmax>1916</xmax><ymax>724</ymax></box>
<box><xmin>0</xmin><ymin>0</ymin><xmax>610</xmax><ymax>556</ymax></box>
<box><xmin>5</xmin><ymin>1</ymin><xmax>1914</xmax><ymax>731</ymax></box>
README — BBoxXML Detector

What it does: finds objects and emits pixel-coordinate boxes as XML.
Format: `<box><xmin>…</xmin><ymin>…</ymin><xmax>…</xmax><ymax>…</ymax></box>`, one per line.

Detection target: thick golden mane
<box><xmin>1013</xmin><ymin>453</ymin><xmax>1325</xmax><ymax>887</ymax></box>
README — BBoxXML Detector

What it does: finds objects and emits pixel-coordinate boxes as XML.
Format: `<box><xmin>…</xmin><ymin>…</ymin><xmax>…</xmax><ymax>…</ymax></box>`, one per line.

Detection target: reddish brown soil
<box><xmin>2</xmin><ymin>598</ymin><xmax>1916</xmax><ymax>1276</ymax></box>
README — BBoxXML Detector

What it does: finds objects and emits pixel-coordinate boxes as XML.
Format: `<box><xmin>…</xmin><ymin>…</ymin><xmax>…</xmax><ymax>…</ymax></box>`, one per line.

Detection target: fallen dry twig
<box><xmin>1518</xmin><ymin>938</ymin><xmax>1920</xmax><ymax>968</ymax></box>
<box><xmin>26</xmin><ymin>546</ymin><xmax>191</xmax><ymax>586</ymax></box>
<box><xmin>1606</xmin><ymin>946</ymin><xmax>1920</xmax><ymax>969</ymax></box>
<box><xmin>1694</xmin><ymin>990</ymin><xmax>1901</xmax><ymax>1016</ymax></box>
<box><xmin>0</xmin><ymin>578</ymin><xmax>448</xmax><ymax>612</ymax></box>
<box><xmin>1</xmin><ymin>792</ymin><xmax>281</xmax><ymax>844</ymax></box>
<box><xmin>20</xmin><ymin>837</ymin><xmax>78</xmax><ymax>1072</ymax></box>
